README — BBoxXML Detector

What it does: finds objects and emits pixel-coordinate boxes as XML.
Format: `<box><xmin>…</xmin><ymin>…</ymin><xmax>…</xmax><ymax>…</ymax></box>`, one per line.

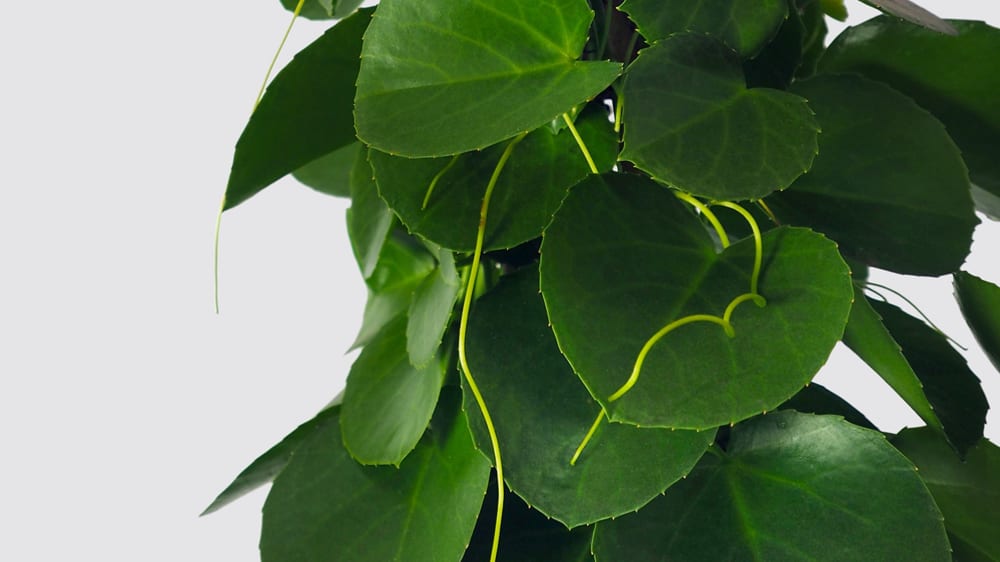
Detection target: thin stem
<box><xmin>862</xmin><ymin>281</ymin><xmax>968</xmax><ymax>351</ymax></box>
<box><xmin>570</xmin><ymin>410</ymin><xmax>606</xmax><ymax>466</ymax></box>
<box><xmin>755</xmin><ymin>199</ymin><xmax>780</xmax><ymax>225</ymax></box>
<box><xmin>458</xmin><ymin>132</ymin><xmax>526</xmax><ymax>562</ymax></box>
<box><xmin>422</xmin><ymin>154</ymin><xmax>460</xmax><ymax>210</ymax></box>
<box><xmin>609</xmin><ymin>314</ymin><xmax>731</xmax><ymax>402</ymax></box>
<box><xmin>724</xmin><ymin>292</ymin><xmax>767</xmax><ymax>328</ymax></box>
<box><xmin>213</xmin><ymin>197</ymin><xmax>225</xmax><ymax>314</ymax></box>
<box><xmin>562</xmin><ymin>113</ymin><xmax>599</xmax><ymax>175</ymax></box>
<box><xmin>674</xmin><ymin>192</ymin><xmax>730</xmax><ymax>248</ymax></box>
<box><xmin>254</xmin><ymin>0</ymin><xmax>306</xmax><ymax>111</ymax></box>
<box><xmin>712</xmin><ymin>201</ymin><xmax>763</xmax><ymax>296</ymax></box>
<box><xmin>613</xmin><ymin>90</ymin><xmax>624</xmax><ymax>134</ymax></box>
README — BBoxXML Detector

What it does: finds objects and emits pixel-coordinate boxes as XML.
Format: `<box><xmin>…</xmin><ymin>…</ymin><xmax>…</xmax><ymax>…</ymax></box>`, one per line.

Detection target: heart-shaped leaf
<box><xmin>593</xmin><ymin>412</ymin><xmax>951</xmax><ymax>561</ymax></box>
<box><xmin>464</xmin><ymin>267</ymin><xmax>714</xmax><ymax>527</ymax></box>
<box><xmin>354</xmin><ymin>0</ymin><xmax>621</xmax><ymax>157</ymax></box>
<box><xmin>224</xmin><ymin>8</ymin><xmax>371</xmax><ymax>210</ymax></box>
<box><xmin>620</xmin><ymin>0</ymin><xmax>788</xmax><ymax>57</ymax></box>
<box><xmin>821</xmin><ymin>18</ymin><xmax>1000</xmax><ymax>208</ymax></box>
<box><xmin>621</xmin><ymin>33</ymin><xmax>819</xmax><ymax>200</ymax></box>
<box><xmin>261</xmin><ymin>390</ymin><xmax>490</xmax><ymax>562</ymax></box>
<box><xmin>292</xmin><ymin>142</ymin><xmax>360</xmax><ymax>199</ymax></box>
<box><xmin>954</xmin><ymin>271</ymin><xmax>1000</xmax><ymax>373</ymax></box>
<box><xmin>341</xmin><ymin>315</ymin><xmax>445</xmax><ymax>465</ymax></box>
<box><xmin>540</xmin><ymin>173</ymin><xmax>853</xmax><ymax>429</ymax></box>
<box><xmin>369</xmin><ymin>109</ymin><xmax>616</xmax><ymax>252</ymax></box>
<box><xmin>894</xmin><ymin>427</ymin><xmax>1000</xmax><ymax>561</ymax></box>
<box><xmin>767</xmin><ymin>73</ymin><xmax>977</xmax><ymax>275</ymax></box>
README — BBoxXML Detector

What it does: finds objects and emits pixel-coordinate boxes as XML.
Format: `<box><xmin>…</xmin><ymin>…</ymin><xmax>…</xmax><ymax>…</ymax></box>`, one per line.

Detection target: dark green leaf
<box><xmin>779</xmin><ymin>382</ymin><xmax>876</xmax><ymax>430</ymax></box>
<box><xmin>292</xmin><ymin>142</ymin><xmax>360</xmax><ymax>198</ymax></box>
<box><xmin>858</xmin><ymin>0</ymin><xmax>958</xmax><ymax>35</ymax></box>
<box><xmin>540</xmin><ymin>174</ymin><xmax>853</xmax><ymax>429</ymax></box>
<box><xmin>261</xmin><ymin>390</ymin><xmax>490</xmax><ymax>562</ymax></box>
<box><xmin>347</xmin><ymin>150</ymin><xmax>393</xmax><ymax>280</ymax></box>
<box><xmin>201</xmin><ymin>405</ymin><xmax>339</xmax><ymax>516</ymax></box>
<box><xmin>341</xmin><ymin>315</ymin><xmax>445</xmax><ymax>465</ymax></box>
<box><xmin>972</xmin><ymin>185</ymin><xmax>1000</xmax><ymax>222</ymax></box>
<box><xmin>822</xmin><ymin>18</ymin><xmax>1000</xmax><ymax>204</ymax></box>
<box><xmin>795</xmin><ymin>0</ymin><xmax>829</xmax><ymax>78</ymax></box>
<box><xmin>843</xmin><ymin>287</ymin><xmax>943</xmax><ymax>432</ymax></box>
<box><xmin>593</xmin><ymin>412</ymin><xmax>951</xmax><ymax>561</ymax></box>
<box><xmin>743</xmin><ymin>0</ymin><xmax>804</xmax><ymax>89</ymax></box>
<box><xmin>465</xmin><ymin>268</ymin><xmax>713</xmax><ymax>527</ymax></box>
<box><xmin>354</xmin><ymin>0</ymin><xmax>621</xmax><ymax>156</ymax></box>
<box><xmin>224</xmin><ymin>9</ymin><xmax>371</xmax><ymax>210</ymax></box>
<box><xmin>768</xmin><ymin>73</ymin><xmax>977</xmax><ymax>275</ymax></box>
<box><xmin>955</xmin><ymin>271</ymin><xmax>1000</xmax><ymax>374</ymax></box>
<box><xmin>621</xmin><ymin>33</ymin><xmax>819</xmax><ymax>200</ymax></box>
<box><xmin>406</xmin><ymin>249</ymin><xmax>461</xmax><ymax>368</ymax></box>
<box><xmin>370</xmin><ymin>109</ymin><xmax>616</xmax><ymax>252</ymax></box>
<box><xmin>464</xmin><ymin>481</ymin><xmax>594</xmax><ymax>562</ymax></box>
<box><xmin>895</xmin><ymin>427</ymin><xmax>1000</xmax><ymax>561</ymax></box>
<box><xmin>619</xmin><ymin>0</ymin><xmax>788</xmax><ymax>57</ymax></box>
<box><xmin>872</xmin><ymin>299</ymin><xmax>988</xmax><ymax>457</ymax></box>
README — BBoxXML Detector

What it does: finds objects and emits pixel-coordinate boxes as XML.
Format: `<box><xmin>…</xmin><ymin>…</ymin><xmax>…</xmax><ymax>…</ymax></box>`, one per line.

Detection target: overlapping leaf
<box><xmin>779</xmin><ymin>382</ymin><xmax>876</xmax><ymax>430</ymax></box>
<box><xmin>370</xmin><ymin>109</ymin><xmax>616</xmax><ymax>252</ymax></box>
<box><xmin>540</xmin><ymin>173</ymin><xmax>853</xmax><ymax>429</ymax></box>
<box><xmin>224</xmin><ymin>9</ymin><xmax>371</xmax><ymax>209</ymax></box>
<box><xmin>822</xmin><ymin>18</ymin><xmax>1000</xmax><ymax>208</ymax></box>
<box><xmin>279</xmin><ymin>0</ymin><xmax>363</xmax><ymax>20</ymax></box>
<box><xmin>872</xmin><ymin>300</ymin><xmax>988</xmax><ymax>456</ymax></box>
<box><xmin>621</xmin><ymin>33</ymin><xmax>819</xmax><ymax>200</ymax></box>
<box><xmin>347</xmin><ymin>150</ymin><xmax>393</xmax><ymax>280</ymax></box>
<box><xmin>895</xmin><ymin>427</ymin><xmax>1000</xmax><ymax>561</ymax></box>
<box><xmin>293</xmin><ymin>142</ymin><xmax>360</xmax><ymax>198</ymax></box>
<box><xmin>406</xmin><ymin>248</ymin><xmax>461</xmax><ymax>368</ymax></box>
<box><xmin>261</xmin><ymin>391</ymin><xmax>490</xmax><ymax>562</ymax></box>
<box><xmin>743</xmin><ymin>0</ymin><xmax>805</xmax><ymax>89</ymax></box>
<box><xmin>594</xmin><ymin>412</ymin><xmax>951</xmax><ymax>561</ymax></box>
<box><xmin>464</xmin><ymin>268</ymin><xmax>714</xmax><ymax>527</ymax></box>
<box><xmin>341</xmin><ymin>315</ymin><xmax>445</xmax><ymax>465</ymax></box>
<box><xmin>354</xmin><ymin>0</ymin><xmax>621</xmax><ymax>156</ymax></box>
<box><xmin>858</xmin><ymin>0</ymin><xmax>957</xmax><ymax>35</ymax></box>
<box><xmin>768</xmin><ymin>74</ymin><xmax>977</xmax><ymax>275</ymax></box>
<box><xmin>620</xmin><ymin>0</ymin><xmax>787</xmax><ymax>57</ymax></box>
<box><xmin>954</xmin><ymin>271</ymin><xmax>1000</xmax><ymax>373</ymax></box>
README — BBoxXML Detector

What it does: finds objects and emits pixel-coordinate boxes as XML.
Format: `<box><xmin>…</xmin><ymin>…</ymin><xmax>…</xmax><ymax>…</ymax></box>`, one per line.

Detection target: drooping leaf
<box><xmin>370</xmin><ymin>109</ymin><xmax>616</xmax><ymax>252</ymax></box>
<box><xmin>201</xmin><ymin>405</ymin><xmax>339</xmax><ymax>516</ymax></box>
<box><xmin>540</xmin><ymin>174</ymin><xmax>853</xmax><ymax>429</ymax></box>
<box><xmin>895</xmin><ymin>427</ymin><xmax>1000</xmax><ymax>561</ymax></box>
<box><xmin>406</xmin><ymin>248</ymin><xmax>461</xmax><ymax>368</ymax></box>
<box><xmin>972</xmin><ymin>185</ymin><xmax>1000</xmax><ymax>222</ymax></box>
<box><xmin>621</xmin><ymin>33</ymin><xmax>819</xmax><ymax>200</ymax></box>
<box><xmin>347</xmin><ymin>150</ymin><xmax>393</xmax><ymax>280</ymax></box>
<box><xmin>743</xmin><ymin>0</ymin><xmax>805</xmax><ymax>89</ymax></box>
<box><xmin>767</xmin><ymin>73</ymin><xmax>977</xmax><ymax>275</ymax></box>
<box><xmin>292</xmin><ymin>142</ymin><xmax>360</xmax><ymax>198</ymax></box>
<box><xmin>351</xmin><ymin>234</ymin><xmax>436</xmax><ymax>350</ymax></box>
<box><xmin>858</xmin><ymin>0</ymin><xmax>957</xmax><ymax>35</ymax></box>
<box><xmin>341</xmin><ymin>315</ymin><xmax>445</xmax><ymax>465</ymax></box>
<box><xmin>354</xmin><ymin>0</ymin><xmax>622</xmax><ymax>157</ymax></box>
<box><xmin>224</xmin><ymin>9</ymin><xmax>371</xmax><ymax>210</ymax></box>
<box><xmin>822</xmin><ymin>18</ymin><xmax>1000</xmax><ymax>205</ymax></box>
<box><xmin>260</xmin><ymin>390</ymin><xmax>490</xmax><ymax>562</ymax></box>
<box><xmin>463</xmin><ymin>481</ymin><xmax>594</xmax><ymax>562</ymax></box>
<box><xmin>871</xmin><ymin>299</ymin><xmax>988</xmax><ymax>457</ymax></box>
<box><xmin>593</xmin><ymin>412</ymin><xmax>951</xmax><ymax>561</ymax></box>
<box><xmin>954</xmin><ymin>271</ymin><xmax>1000</xmax><ymax>374</ymax></box>
<box><xmin>619</xmin><ymin>0</ymin><xmax>788</xmax><ymax>57</ymax></box>
<box><xmin>465</xmin><ymin>268</ymin><xmax>714</xmax><ymax>527</ymax></box>
<box><xmin>842</xmin><ymin>287</ymin><xmax>943</xmax><ymax>432</ymax></box>
<box><xmin>779</xmin><ymin>382</ymin><xmax>876</xmax><ymax>430</ymax></box>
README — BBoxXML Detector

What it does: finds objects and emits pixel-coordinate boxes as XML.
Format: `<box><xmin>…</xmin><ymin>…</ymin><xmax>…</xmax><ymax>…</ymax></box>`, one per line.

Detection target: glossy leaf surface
<box><xmin>347</xmin><ymin>151</ymin><xmax>393</xmax><ymax>280</ymax></box>
<box><xmin>370</xmin><ymin>109</ymin><xmax>616</xmax><ymax>252</ymax></box>
<box><xmin>292</xmin><ymin>142</ymin><xmax>360</xmax><ymax>198</ymax></box>
<box><xmin>341</xmin><ymin>315</ymin><xmax>444</xmax><ymax>465</ymax></box>
<box><xmin>872</xmin><ymin>300</ymin><xmax>988</xmax><ymax>457</ymax></box>
<box><xmin>621</xmin><ymin>33</ymin><xmax>819</xmax><ymax>200</ymax></box>
<box><xmin>540</xmin><ymin>174</ymin><xmax>852</xmax><ymax>429</ymax></box>
<box><xmin>261</xmin><ymin>392</ymin><xmax>490</xmax><ymax>562</ymax></box>
<box><xmin>843</xmin><ymin>287</ymin><xmax>943</xmax><ymax>432</ymax></box>
<box><xmin>779</xmin><ymin>382</ymin><xmax>876</xmax><ymax>430</ymax></box>
<box><xmin>593</xmin><ymin>412</ymin><xmax>951</xmax><ymax>561</ymax></box>
<box><xmin>954</xmin><ymin>271</ymin><xmax>1000</xmax><ymax>373</ymax></box>
<box><xmin>620</xmin><ymin>0</ymin><xmax>787</xmax><ymax>56</ymax></box>
<box><xmin>224</xmin><ymin>9</ymin><xmax>371</xmax><ymax>210</ymax></box>
<box><xmin>822</xmin><ymin>18</ymin><xmax>1000</xmax><ymax>202</ymax></box>
<box><xmin>895</xmin><ymin>427</ymin><xmax>1000</xmax><ymax>561</ymax></box>
<box><xmin>768</xmin><ymin>73</ymin><xmax>977</xmax><ymax>275</ymax></box>
<box><xmin>406</xmin><ymin>249</ymin><xmax>461</xmax><ymax>368</ymax></box>
<box><xmin>354</xmin><ymin>0</ymin><xmax>621</xmax><ymax>156</ymax></box>
<box><xmin>465</xmin><ymin>268</ymin><xmax>713</xmax><ymax>527</ymax></box>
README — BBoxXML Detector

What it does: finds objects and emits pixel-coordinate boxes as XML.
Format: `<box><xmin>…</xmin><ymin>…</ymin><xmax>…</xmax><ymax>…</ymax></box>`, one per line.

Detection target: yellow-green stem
<box><xmin>570</xmin><ymin>410</ymin><xmax>606</xmax><ymax>466</ymax></box>
<box><xmin>562</xmin><ymin>113</ymin><xmax>599</xmax><ymax>175</ymax></box>
<box><xmin>674</xmin><ymin>192</ymin><xmax>730</xmax><ymax>248</ymax></box>
<box><xmin>422</xmin><ymin>154</ymin><xmax>460</xmax><ymax>210</ymax></box>
<box><xmin>254</xmin><ymin>0</ymin><xmax>306</xmax><ymax>110</ymax></box>
<box><xmin>712</xmin><ymin>201</ymin><xmax>763</xmax><ymax>296</ymax></box>
<box><xmin>213</xmin><ymin>197</ymin><xmax>225</xmax><ymax>314</ymax></box>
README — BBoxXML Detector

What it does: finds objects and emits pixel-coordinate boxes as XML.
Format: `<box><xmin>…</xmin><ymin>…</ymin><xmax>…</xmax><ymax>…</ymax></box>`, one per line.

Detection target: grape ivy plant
<box><xmin>206</xmin><ymin>0</ymin><xmax>1000</xmax><ymax>560</ymax></box>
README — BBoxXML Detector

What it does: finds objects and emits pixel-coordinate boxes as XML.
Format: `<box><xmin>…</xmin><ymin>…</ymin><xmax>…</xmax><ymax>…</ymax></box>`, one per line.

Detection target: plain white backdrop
<box><xmin>0</xmin><ymin>1</ymin><xmax>997</xmax><ymax>560</ymax></box>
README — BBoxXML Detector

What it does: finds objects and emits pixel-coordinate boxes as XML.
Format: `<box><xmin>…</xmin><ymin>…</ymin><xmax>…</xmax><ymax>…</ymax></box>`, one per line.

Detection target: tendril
<box><xmin>570</xmin><ymin>410</ymin><xmax>606</xmax><ymax>466</ymax></box>
<box><xmin>562</xmin><ymin>112</ymin><xmax>599</xmax><ymax>175</ymax></box>
<box><xmin>422</xmin><ymin>154</ymin><xmax>460</xmax><ymax>210</ymax></box>
<box><xmin>674</xmin><ymin>192</ymin><xmax>730</xmax><ymax>248</ymax></box>
<box><xmin>712</xmin><ymin>201</ymin><xmax>764</xmax><ymax>297</ymax></box>
<box><xmin>458</xmin><ymin>132</ymin><xmax>526</xmax><ymax>562</ymax></box>
<box><xmin>254</xmin><ymin>0</ymin><xmax>306</xmax><ymax>111</ymax></box>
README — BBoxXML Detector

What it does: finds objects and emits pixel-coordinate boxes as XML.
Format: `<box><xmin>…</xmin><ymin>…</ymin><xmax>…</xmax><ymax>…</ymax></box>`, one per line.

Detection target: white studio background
<box><xmin>0</xmin><ymin>1</ymin><xmax>997</xmax><ymax>560</ymax></box>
